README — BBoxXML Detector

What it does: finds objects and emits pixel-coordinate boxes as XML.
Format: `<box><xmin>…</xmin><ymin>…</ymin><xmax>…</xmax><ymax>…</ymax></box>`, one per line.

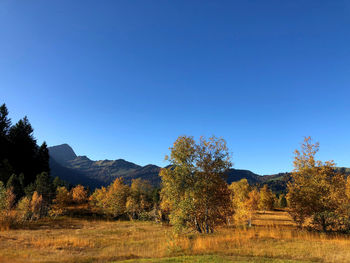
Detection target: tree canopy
<box><xmin>160</xmin><ymin>135</ymin><xmax>232</xmax><ymax>233</ymax></box>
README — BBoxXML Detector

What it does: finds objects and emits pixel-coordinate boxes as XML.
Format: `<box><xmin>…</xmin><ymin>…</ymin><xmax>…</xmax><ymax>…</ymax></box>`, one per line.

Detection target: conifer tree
<box><xmin>34</xmin><ymin>172</ymin><xmax>54</xmax><ymax>202</ymax></box>
<box><xmin>6</xmin><ymin>174</ymin><xmax>24</xmax><ymax>201</ymax></box>
<box><xmin>8</xmin><ymin>117</ymin><xmax>38</xmax><ymax>185</ymax></box>
<box><xmin>0</xmin><ymin>104</ymin><xmax>11</xmax><ymax>162</ymax></box>
<box><xmin>36</xmin><ymin>142</ymin><xmax>50</xmax><ymax>175</ymax></box>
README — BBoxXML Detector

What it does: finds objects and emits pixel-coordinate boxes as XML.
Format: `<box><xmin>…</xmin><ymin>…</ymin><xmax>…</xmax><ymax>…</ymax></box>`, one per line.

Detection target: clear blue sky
<box><xmin>1</xmin><ymin>1</ymin><xmax>349</xmax><ymax>174</ymax></box>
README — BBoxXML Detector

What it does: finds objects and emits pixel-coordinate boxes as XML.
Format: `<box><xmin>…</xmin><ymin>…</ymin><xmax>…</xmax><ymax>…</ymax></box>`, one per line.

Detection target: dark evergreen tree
<box><xmin>24</xmin><ymin>183</ymin><xmax>35</xmax><ymax>197</ymax></box>
<box><xmin>0</xmin><ymin>159</ymin><xmax>14</xmax><ymax>184</ymax></box>
<box><xmin>6</xmin><ymin>173</ymin><xmax>24</xmax><ymax>201</ymax></box>
<box><xmin>0</xmin><ymin>104</ymin><xmax>52</xmax><ymax>191</ymax></box>
<box><xmin>8</xmin><ymin>116</ymin><xmax>38</xmax><ymax>185</ymax></box>
<box><xmin>34</xmin><ymin>172</ymin><xmax>54</xmax><ymax>202</ymax></box>
<box><xmin>0</xmin><ymin>104</ymin><xmax>11</xmax><ymax>164</ymax></box>
<box><xmin>53</xmin><ymin>176</ymin><xmax>64</xmax><ymax>189</ymax></box>
<box><xmin>36</xmin><ymin>141</ymin><xmax>50</xmax><ymax>175</ymax></box>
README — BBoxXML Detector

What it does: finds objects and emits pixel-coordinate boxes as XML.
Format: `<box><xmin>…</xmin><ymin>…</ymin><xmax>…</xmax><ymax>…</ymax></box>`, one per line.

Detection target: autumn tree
<box><xmin>245</xmin><ymin>188</ymin><xmax>260</xmax><ymax>226</ymax></box>
<box><xmin>50</xmin><ymin>186</ymin><xmax>71</xmax><ymax>217</ymax></box>
<box><xmin>30</xmin><ymin>191</ymin><xmax>44</xmax><ymax>220</ymax></box>
<box><xmin>126</xmin><ymin>179</ymin><xmax>153</xmax><ymax>220</ymax></box>
<box><xmin>160</xmin><ymin>136</ymin><xmax>232</xmax><ymax>233</ymax></box>
<box><xmin>259</xmin><ymin>184</ymin><xmax>275</xmax><ymax>212</ymax></box>
<box><xmin>91</xmin><ymin>178</ymin><xmax>129</xmax><ymax>218</ymax></box>
<box><xmin>16</xmin><ymin>196</ymin><xmax>32</xmax><ymax>221</ymax></box>
<box><xmin>287</xmin><ymin>137</ymin><xmax>349</xmax><ymax>231</ymax></box>
<box><xmin>71</xmin><ymin>185</ymin><xmax>88</xmax><ymax>204</ymax></box>
<box><xmin>0</xmin><ymin>182</ymin><xmax>16</xmax><ymax>229</ymax></box>
<box><xmin>278</xmin><ymin>194</ymin><xmax>287</xmax><ymax>208</ymax></box>
<box><xmin>229</xmin><ymin>179</ymin><xmax>250</xmax><ymax>225</ymax></box>
<box><xmin>346</xmin><ymin>177</ymin><xmax>350</xmax><ymax>200</ymax></box>
<box><xmin>89</xmin><ymin>186</ymin><xmax>107</xmax><ymax>209</ymax></box>
<box><xmin>0</xmin><ymin>182</ymin><xmax>15</xmax><ymax>212</ymax></box>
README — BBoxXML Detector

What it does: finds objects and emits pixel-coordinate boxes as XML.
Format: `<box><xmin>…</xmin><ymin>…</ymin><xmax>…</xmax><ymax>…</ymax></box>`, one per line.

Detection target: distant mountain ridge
<box><xmin>49</xmin><ymin>144</ymin><xmax>161</xmax><ymax>189</ymax></box>
<box><xmin>48</xmin><ymin>143</ymin><xmax>291</xmax><ymax>191</ymax></box>
<box><xmin>49</xmin><ymin>144</ymin><xmax>77</xmax><ymax>165</ymax></box>
<box><xmin>48</xmin><ymin>143</ymin><xmax>349</xmax><ymax>192</ymax></box>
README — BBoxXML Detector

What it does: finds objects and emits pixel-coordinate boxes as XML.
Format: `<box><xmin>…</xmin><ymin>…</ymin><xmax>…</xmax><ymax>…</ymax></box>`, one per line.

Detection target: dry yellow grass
<box><xmin>0</xmin><ymin>211</ymin><xmax>349</xmax><ymax>263</ymax></box>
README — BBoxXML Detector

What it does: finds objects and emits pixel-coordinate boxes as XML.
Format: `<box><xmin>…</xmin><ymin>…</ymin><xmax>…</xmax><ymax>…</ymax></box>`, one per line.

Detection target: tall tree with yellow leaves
<box><xmin>50</xmin><ymin>186</ymin><xmax>71</xmax><ymax>217</ymax></box>
<box><xmin>126</xmin><ymin>179</ymin><xmax>153</xmax><ymax>220</ymax></box>
<box><xmin>287</xmin><ymin>137</ymin><xmax>349</xmax><ymax>231</ymax></box>
<box><xmin>258</xmin><ymin>184</ymin><xmax>275</xmax><ymax>212</ymax></box>
<box><xmin>160</xmin><ymin>136</ymin><xmax>232</xmax><ymax>233</ymax></box>
<box><xmin>91</xmin><ymin>178</ymin><xmax>129</xmax><ymax>218</ymax></box>
<box><xmin>229</xmin><ymin>179</ymin><xmax>250</xmax><ymax>225</ymax></box>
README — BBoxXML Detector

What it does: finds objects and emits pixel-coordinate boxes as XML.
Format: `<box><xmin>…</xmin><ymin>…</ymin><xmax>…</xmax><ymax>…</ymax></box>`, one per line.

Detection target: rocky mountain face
<box><xmin>48</xmin><ymin>144</ymin><xmax>77</xmax><ymax>165</ymax></box>
<box><xmin>48</xmin><ymin>143</ymin><xmax>291</xmax><ymax>191</ymax></box>
<box><xmin>48</xmin><ymin>144</ymin><xmax>161</xmax><ymax>189</ymax></box>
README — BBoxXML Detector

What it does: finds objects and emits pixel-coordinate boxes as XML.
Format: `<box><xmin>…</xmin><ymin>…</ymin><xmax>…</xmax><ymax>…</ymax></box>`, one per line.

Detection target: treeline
<box><xmin>158</xmin><ymin>135</ymin><xmax>350</xmax><ymax>233</ymax></box>
<box><xmin>0</xmin><ymin>104</ymin><xmax>71</xmax><ymax>228</ymax></box>
<box><xmin>0</xmin><ymin>104</ymin><xmax>71</xmax><ymax>197</ymax></box>
<box><xmin>90</xmin><ymin>178</ymin><xmax>159</xmax><ymax>220</ymax></box>
<box><xmin>1</xmin><ymin>102</ymin><xmax>349</xmax><ymax>233</ymax></box>
<box><xmin>159</xmin><ymin>136</ymin><xmax>283</xmax><ymax>233</ymax></box>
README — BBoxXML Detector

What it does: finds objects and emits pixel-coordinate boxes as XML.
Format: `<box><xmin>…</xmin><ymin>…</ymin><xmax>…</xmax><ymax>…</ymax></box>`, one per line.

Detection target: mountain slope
<box><xmin>48</xmin><ymin>144</ymin><xmax>161</xmax><ymax>188</ymax></box>
<box><xmin>50</xmin><ymin>143</ymin><xmax>350</xmax><ymax>193</ymax></box>
<box><xmin>49</xmin><ymin>157</ymin><xmax>104</xmax><ymax>189</ymax></box>
<box><xmin>48</xmin><ymin>143</ymin><xmax>290</xmax><ymax>190</ymax></box>
<box><xmin>49</xmin><ymin>144</ymin><xmax>77</xmax><ymax>166</ymax></box>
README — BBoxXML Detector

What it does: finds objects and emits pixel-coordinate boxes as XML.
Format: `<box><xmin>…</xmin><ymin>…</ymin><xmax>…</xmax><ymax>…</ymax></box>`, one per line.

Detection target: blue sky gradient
<box><xmin>1</xmin><ymin>1</ymin><xmax>350</xmax><ymax>174</ymax></box>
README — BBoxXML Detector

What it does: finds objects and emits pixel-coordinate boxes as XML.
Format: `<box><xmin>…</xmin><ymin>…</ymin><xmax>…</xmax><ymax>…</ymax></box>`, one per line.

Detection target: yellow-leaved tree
<box><xmin>229</xmin><ymin>179</ymin><xmax>250</xmax><ymax>225</ymax></box>
<box><xmin>160</xmin><ymin>136</ymin><xmax>232</xmax><ymax>233</ymax></box>
<box><xmin>287</xmin><ymin>137</ymin><xmax>350</xmax><ymax>231</ymax></box>
<box><xmin>91</xmin><ymin>178</ymin><xmax>129</xmax><ymax>218</ymax></box>
<box><xmin>0</xmin><ymin>183</ymin><xmax>16</xmax><ymax>229</ymax></box>
<box><xmin>50</xmin><ymin>186</ymin><xmax>71</xmax><ymax>217</ymax></box>
<box><xmin>258</xmin><ymin>184</ymin><xmax>275</xmax><ymax>212</ymax></box>
<box><xmin>31</xmin><ymin>191</ymin><xmax>44</xmax><ymax>220</ymax></box>
<box><xmin>71</xmin><ymin>185</ymin><xmax>88</xmax><ymax>204</ymax></box>
<box><xmin>126</xmin><ymin>179</ymin><xmax>153</xmax><ymax>220</ymax></box>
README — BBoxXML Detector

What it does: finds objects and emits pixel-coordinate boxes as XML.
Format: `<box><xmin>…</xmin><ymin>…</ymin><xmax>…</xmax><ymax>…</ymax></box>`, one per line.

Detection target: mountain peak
<box><xmin>48</xmin><ymin>143</ymin><xmax>77</xmax><ymax>165</ymax></box>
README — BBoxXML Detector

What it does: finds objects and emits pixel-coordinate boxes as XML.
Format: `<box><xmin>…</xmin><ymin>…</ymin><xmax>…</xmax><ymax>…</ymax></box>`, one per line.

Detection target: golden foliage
<box><xmin>126</xmin><ymin>179</ymin><xmax>153</xmax><ymax>220</ymax></box>
<box><xmin>258</xmin><ymin>184</ymin><xmax>275</xmax><ymax>212</ymax></box>
<box><xmin>30</xmin><ymin>191</ymin><xmax>44</xmax><ymax>220</ymax></box>
<box><xmin>16</xmin><ymin>196</ymin><xmax>32</xmax><ymax>222</ymax></box>
<box><xmin>0</xmin><ymin>185</ymin><xmax>17</xmax><ymax>230</ymax></box>
<box><xmin>49</xmin><ymin>186</ymin><xmax>71</xmax><ymax>217</ymax></box>
<box><xmin>90</xmin><ymin>178</ymin><xmax>129</xmax><ymax>218</ymax></box>
<box><xmin>287</xmin><ymin>137</ymin><xmax>350</xmax><ymax>231</ymax></box>
<box><xmin>71</xmin><ymin>184</ymin><xmax>88</xmax><ymax>204</ymax></box>
<box><xmin>161</xmin><ymin>136</ymin><xmax>232</xmax><ymax>233</ymax></box>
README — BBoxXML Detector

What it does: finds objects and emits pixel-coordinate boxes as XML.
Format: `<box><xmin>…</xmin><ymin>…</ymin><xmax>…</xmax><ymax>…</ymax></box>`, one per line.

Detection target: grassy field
<box><xmin>0</xmin><ymin>211</ymin><xmax>350</xmax><ymax>263</ymax></box>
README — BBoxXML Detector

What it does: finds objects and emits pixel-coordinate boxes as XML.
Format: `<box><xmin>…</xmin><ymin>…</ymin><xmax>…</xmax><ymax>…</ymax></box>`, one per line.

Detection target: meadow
<box><xmin>0</xmin><ymin>211</ymin><xmax>350</xmax><ymax>263</ymax></box>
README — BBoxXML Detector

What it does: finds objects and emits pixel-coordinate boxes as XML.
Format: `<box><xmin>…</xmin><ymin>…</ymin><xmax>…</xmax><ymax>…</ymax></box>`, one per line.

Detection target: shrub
<box><xmin>71</xmin><ymin>185</ymin><xmax>88</xmax><ymax>204</ymax></box>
